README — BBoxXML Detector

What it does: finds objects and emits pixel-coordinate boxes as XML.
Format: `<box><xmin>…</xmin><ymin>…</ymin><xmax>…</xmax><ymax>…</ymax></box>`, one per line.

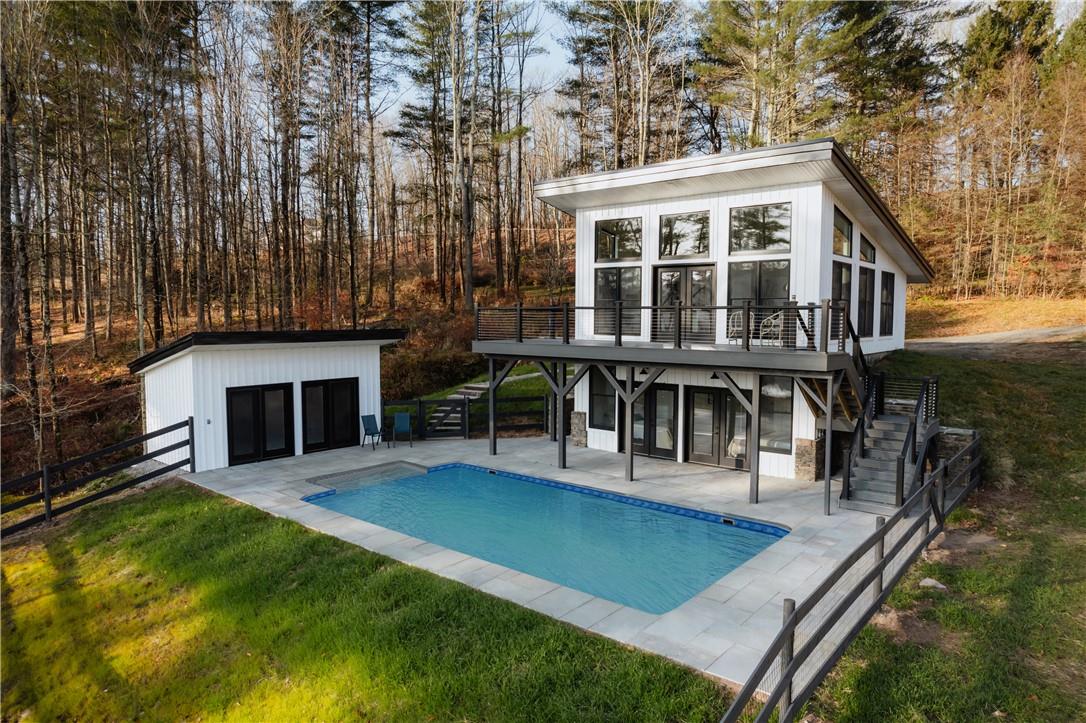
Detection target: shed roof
<box><xmin>128</xmin><ymin>329</ymin><xmax>406</xmax><ymax>374</ymax></box>
<box><xmin>534</xmin><ymin>138</ymin><xmax>934</xmax><ymax>283</ymax></box>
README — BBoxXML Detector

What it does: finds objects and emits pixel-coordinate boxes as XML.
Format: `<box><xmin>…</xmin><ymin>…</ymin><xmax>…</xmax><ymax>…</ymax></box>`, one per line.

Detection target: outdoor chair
<box><xmin>391</xmin><ymin>411</ymin><xmax>413</xmax><ymax>448</ymax></box>
<box><xmin>361</xmin><ymin>414</ymin><xmax>383</xmax><ymax>450</ymax></box>
<box><xmin>726</xmin><ymin>310</ymin><xmax>755</xmax><ymax>341</ymax></box>
<box><xmin>759</xmin><ymin>311</ymin><xmax>784</xmax><ymax>347</ymax></box>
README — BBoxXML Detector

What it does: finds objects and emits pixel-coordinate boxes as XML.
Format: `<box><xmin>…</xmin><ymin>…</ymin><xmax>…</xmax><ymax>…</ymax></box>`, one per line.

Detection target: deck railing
<box><xmin>720</xmin><ymin>431</ymin><xmax>982</xmax><ymax>723</ymax></box>
<box><xmin>475</xmin><ymin>301</ymin><xmax>851</xmax><ymax>352</ymax></box>
<box><xmin>0</xmin><ymin>418</ymin><xmax>195</xmax><ymax>536</ymax></box>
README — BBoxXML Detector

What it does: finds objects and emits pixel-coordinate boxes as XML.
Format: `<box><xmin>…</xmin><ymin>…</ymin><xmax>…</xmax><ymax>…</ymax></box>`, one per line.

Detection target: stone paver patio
<box><xmin>182</xmin><ymin>436</ymin><xmax>876</xmax><ymax>686</ymax></box>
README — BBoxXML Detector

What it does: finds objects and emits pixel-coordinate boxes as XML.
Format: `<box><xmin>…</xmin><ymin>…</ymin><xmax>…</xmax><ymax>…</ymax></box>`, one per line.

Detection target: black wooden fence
<box><xmin>380</xmin><ymin>395</ymin><xmax>555</xmax><ymax>440</ymax></box>
<box><xmin>0</xmin><ymin>418</ymin><xmax>195</xmax><ymax>537</ymax></box>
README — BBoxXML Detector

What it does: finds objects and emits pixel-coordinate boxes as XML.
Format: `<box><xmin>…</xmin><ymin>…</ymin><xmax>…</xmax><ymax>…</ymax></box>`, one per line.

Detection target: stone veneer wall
<box><xmin>570</xmin><ymin>411</ymin><xmax>587</xmax><ymax>447</ymax></box>
<box><xmin>794</xmin><ymin>436</ymin><xmax>825</xmax><ymax>480</ymax></box>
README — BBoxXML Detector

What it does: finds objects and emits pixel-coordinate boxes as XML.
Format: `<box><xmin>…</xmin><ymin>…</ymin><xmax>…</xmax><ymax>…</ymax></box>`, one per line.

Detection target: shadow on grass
<box><xmin>2</xmin><ymin>483</ymin><xmax>729</xmax><ymax>722</ymax></box>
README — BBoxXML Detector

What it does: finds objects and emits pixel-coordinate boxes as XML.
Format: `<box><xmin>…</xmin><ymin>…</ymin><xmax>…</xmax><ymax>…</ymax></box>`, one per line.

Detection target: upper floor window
<box><xmin>659</xmin><ymin>211</ymin><xmax>709</xmax><ymax>259</ymax></box>
<box><xmin>595</xmin><ymin>217</ymin><xmax>642</xmax><ymax>262</ymax></box>
<box><xmin>729</xmin><ymin>202</ymin><xmax>791</xmax><ymax>255</ymax></box>
<box><xmin>833</xmin><ymin>207</ymin><xmax>852</xmax><ymax>257</ymax></box>
<box><xmin>860</xmin><ymin>234</ymin><xmax>876</xmax><ymax>263</ymax></box>
<box><xmin>594</xmin><ymin>267</ymin><xmax>642</xmax><ymax>335</ymax></box>
<box><xmin>880</xmin><ymin>271</ymin><xmax>895</xmax><ymax>335</ymax></box>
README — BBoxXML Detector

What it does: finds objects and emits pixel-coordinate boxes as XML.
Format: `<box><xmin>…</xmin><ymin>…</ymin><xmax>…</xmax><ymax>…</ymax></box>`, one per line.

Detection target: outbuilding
<box><xmin>128</xmin><ymin>329</ymin><xmax>405</xmax><ymax>472</ymax></box>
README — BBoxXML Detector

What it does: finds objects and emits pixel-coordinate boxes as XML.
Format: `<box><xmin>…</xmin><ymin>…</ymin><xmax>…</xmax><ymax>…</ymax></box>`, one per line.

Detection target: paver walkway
<box><xmin>183</xmin><ymin>437</ymin><xmax>875</xmax><ymax>686</ymax></box>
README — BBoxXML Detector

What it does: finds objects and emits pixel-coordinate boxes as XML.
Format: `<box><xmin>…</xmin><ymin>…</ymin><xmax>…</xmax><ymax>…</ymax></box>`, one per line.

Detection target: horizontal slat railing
<box><xmin>476</xmin><ymin>301</ymin><xmax>850</xmax><ymax>352</ymax></box>
<box><xmin>1</xmin><ymin>417</ymin><xmax>194</xmax><ymax>537</ymax></box>
<box><xmin>721</xmin><ymin>429</ymin><xmax>983</xmax><ymax>723</ymax></box>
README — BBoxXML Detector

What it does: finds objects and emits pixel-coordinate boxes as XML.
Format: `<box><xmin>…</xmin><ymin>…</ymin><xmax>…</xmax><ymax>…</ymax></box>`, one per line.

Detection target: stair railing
<box><xmin>894</xmin><ymin>377</ymin><xmax>936</xmax><ymax>506</ymax></box>
<box><xmin>840</xmin><ymin>318</ymin><xmax>875</xmax><ymax>501</ymax></box>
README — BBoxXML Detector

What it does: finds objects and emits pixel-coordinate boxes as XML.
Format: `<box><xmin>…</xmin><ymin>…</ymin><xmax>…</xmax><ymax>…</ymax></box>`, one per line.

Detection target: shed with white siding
<box><xmin>128</xmin><ymin>330</ymin><xmax>404</xmax><ymax>472</ymax></box>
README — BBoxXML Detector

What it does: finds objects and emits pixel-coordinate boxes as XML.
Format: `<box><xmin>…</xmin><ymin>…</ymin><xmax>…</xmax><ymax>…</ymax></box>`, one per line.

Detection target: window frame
<box><xmin>758</xmin><ymin>375</ymin><xmax>793</xmax><ymax>454</ymax></box>
<box><xmin>880</xmin><ymin>270</ymin><xmax>895</xmax><ymax>336</ymax></box>
<box><xmin>728</xmin><ymin>202</ymin><xmax>792</xmax><ymax>256</ymax></box>
<box><xmin>726</xmin><ymin>259</ymin><xmax>791</xmax><ymax>307</ymax></box>
<box><xmin>860</xmin><ymin>234</ymin><xmax>876</xmax><ymax>263</ymax></box>
<box><xmin>594</xmin><ymin>217</ymin><xmax>643</xmax><ymax>262</ymax></box>
<box><xmin>858</xmin><ymin>267</ymin><xmax>875</xmax><ymax>337</ymax></box>
<box><xmin>588</xmin><ymin>366</ymin><xmax>617</xmax><ymax>431</ymax></box>
<box><xmin>833</xmin><ymin>206</ymin><xmax>853</xmax><ymax>258</ymax></box>
<box><xmin>658</xmin><ymin>210</ymin><xmax>711</xmax><ymax>260</ymax></box>
<box><xmin>593</xmin><ymin>267</ymin><xmax>642</xmax><ymax>335</ymax></box>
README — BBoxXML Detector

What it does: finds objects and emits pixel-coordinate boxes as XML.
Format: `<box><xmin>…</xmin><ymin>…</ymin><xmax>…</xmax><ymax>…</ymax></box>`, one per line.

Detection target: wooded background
<box><xmin>1</xmin><ymin>0</ymin><xmax>1084</xmax><ymax>471</ymax></box>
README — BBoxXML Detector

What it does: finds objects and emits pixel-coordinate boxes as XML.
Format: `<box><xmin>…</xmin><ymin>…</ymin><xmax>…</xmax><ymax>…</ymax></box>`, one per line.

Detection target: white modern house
<box><xmin>473</xmin><ymin>139</ymin><xmax>937</xmax><ymax>514</ymax></box>
<box><xmin>129</xmin><ymin>330</ymin><xmax>404</xmax><ymax>472</ymax></box>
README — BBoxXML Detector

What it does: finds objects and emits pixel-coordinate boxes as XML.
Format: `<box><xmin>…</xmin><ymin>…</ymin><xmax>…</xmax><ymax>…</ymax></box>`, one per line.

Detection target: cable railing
<box><xmin>721</xmin><ymin>430</ymin><xmax>982</xmax><ymax>722</ymax></box>
<box><xmin>475</xmin><ymin>300</ymin><xmax>852</xmax><ymax>353</ymax></box>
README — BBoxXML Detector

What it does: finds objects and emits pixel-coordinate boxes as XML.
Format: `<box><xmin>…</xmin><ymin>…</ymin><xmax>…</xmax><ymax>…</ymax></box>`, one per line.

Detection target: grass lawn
<box><xmin>1</xmin><ymin>483</ymin><xmax>728</xmax><ymax>722</ymax></box>
<box><xmin>809</xmin><ymin>349</ymin><xmax>1086</xmax><ymax>722</ymax></box>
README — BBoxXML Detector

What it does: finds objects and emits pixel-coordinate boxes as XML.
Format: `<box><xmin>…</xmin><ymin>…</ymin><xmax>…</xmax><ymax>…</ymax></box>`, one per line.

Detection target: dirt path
<box><xmin>906</xmin><ymin>325</ymin><xmax>1086</xmax><ymax>363</ymax></box>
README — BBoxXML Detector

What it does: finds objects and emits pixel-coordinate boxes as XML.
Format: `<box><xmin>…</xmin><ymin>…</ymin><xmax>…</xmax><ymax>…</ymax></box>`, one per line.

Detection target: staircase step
<box><xmin>840</xmin><ymin>497</ymin><xmax>901</xmax><ymax>515</ymax></box>
<box><xmin>851</xmin><ymin>466</ymin><xmax>903</xmax><ymax>484</ymax></box>
<box><xmin>871</xmin><ymin>419</ymin><xmax>910</xmax><ymax>432</ymax></box>
<box><xmin>867</xmin><ymin>427</ymin><xmax>908</xmax><ymax>442</ymax></box>
<box><xmin>849</xmin><ymin>487</ymin><xmax>899</xmax><ymax>504</ymax></box>
<box><xmin>854</xmin><ymin>457</ymin><xmax>910</xmax><ymax>474</ymax></box>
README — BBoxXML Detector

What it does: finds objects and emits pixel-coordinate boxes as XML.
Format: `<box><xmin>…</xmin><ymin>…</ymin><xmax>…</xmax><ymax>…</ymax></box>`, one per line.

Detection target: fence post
<box><xmin>187</xmin><ymin>416</ymin><xmax>196</xmax><ymax>473</ymax></box>
<box><xmin>820</xmin><ymin>298</ymin><xmax>831</xmax><ymax>352</ymax></box>
<box><xmin>874</xmin><ymin>516</ymin><xmax>886</xmax><ymax>598</ymax></box>
<box><xmin>416</xmin><ymin>399</ymin><xmax>425</xmax><ymax>439</ymax></box>
<box><xmin>515</xmin><ymin>302</ymin><xmax>523</xmax><ymax>343</ymax></box>
<box><xmin>41</xmin><ymin>464</ymin><xmax>53</xmax><ymax>522</ymax></box>
<box><xmin>614</xmin><ymin>300</ymin><xmax>623</xmax><ymax>347</ymax></box>
<box><xmin>743</xmin><ymin>300</ymin><xmax>752</xmax><ymax>350</ymax></box>
<box><xmin>780</xmin><ymin>597</ymin><xmax>796</xmax><ymax>719</ymax></box>
<box><xmin>463</xmin><ymin>398</ymin><xmax>470</xmax><ymax>439</ymax></box>
<box><xmin>895</xmin><ymin>456</ymin><xmax>905</xmax><ymax>506</ymax></box>
<box><xmin>562</xmin><ymin>302</ymin><xmax>570</xmax><ymax>344</ymax></box>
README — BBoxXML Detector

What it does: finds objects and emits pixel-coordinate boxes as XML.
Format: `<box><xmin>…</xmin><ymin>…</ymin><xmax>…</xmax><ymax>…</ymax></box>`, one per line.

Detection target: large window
<box><xmin>595</xmin><ymin>217</ymin><xmax>642</xmax><ymax>261</ymax></box>
<box><xmin>832</xmin><ymin>261</ymin><xmax>852</xmax><ymax>309</ymax></box>
<box><xmin>728</xmin><ymin>260</ymin><xmax>790</xmax><ymax>307</ymax></box>
<box><xmin>589</xmin><ymin>367</ymin><xmax>616</xmax><ymax>430</ymax></box>
<box><xmin>594</xmin><ymin>267</ymin><xmax>641</xmax><ymax>335</ymax></box>
<box><xmin>880</xmin><ymin>271</ymin><xmax>895</xmax><ymax>335</ymax></box>
<box><xmin>858</xmin><ymin>267</ymin><xmax>875</xmax><ymax>337</ymax></box>
<box><xmin>759</xmin><ymin>376</ymin><xmax>793</xmax><ymax>454</ymax></box>
<box><xmin>860</xmin><ymin>234</ymin><xmax>876</xmax><ymax>263</ymax></box>
<box><xmin>833</xmin><ymin>206</ymin><xmax>853</xmax><ymax>257</ymax></box>
<box><xmin>729</xmin><ymin>203</ymin><xmax>791</xmax><ymax>255</ymax></box>
<box><xmin>659</xmin><ymin>211</ymin><xmax>709</xmax><ymax>258</ymax></box>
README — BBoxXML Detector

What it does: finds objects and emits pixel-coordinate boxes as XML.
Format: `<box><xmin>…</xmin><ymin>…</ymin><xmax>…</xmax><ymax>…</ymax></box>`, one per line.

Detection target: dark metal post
<box><xmin>187</xmin><ymin>416</ymin><xmax>196</xmax><ymax>473</ymax></box>
<box><xmin>550</xmin><ymin>362</ymin><xmax>558</xmax><ymax>441</ymax></box>
<box><xmin>874</xmin><ymin>516</ymin><xmax>886</xmax><ymax>597</ymax></box>
<box><xmin>416</xmin><ymin>399</ymin><xmax>425</xmax><ymax>439</ymax></box>
<box><xmin>840</xmin><ymin>301</ymin><xmax>850</xmax><ymax>350</ymax></box>
<box><xmin>614</xmin><ymin>301</ymin><xmax>623</xmax><ymax>347</ymax></box>
<box><xmin>558</xmin><ymin>363</ymin><xmax>568</xmax><ymax>468</ymax></box>
<box><xmin>625</xmin><ymin>367</ymin><xmax>635</xmax><ymax>482</ymax></box>
<box><xmin>673</xmin><ymin>301</ymin><xmax>682</xmax><ymax>348</ymax></box>
<box><xmin>749</xmin><ymin>374</ymin><xmax>761</xmax><ymax>503</ymax></box>
<box><xmin>463</xmin><ymin>398</ymin><xmax>470</xmax><ymax>439</ymax></box>
<box><xmin>895</xmin><ymin>456</ymin><xmax>905</xmax><ymax>506</ymax></box>
<box><xmin>820</xmin><ymin>298</ymin><xmax>831</xmax><ymax>352</ymax></box>
<box><xmin>41</xmin><ymin>464</ymin><xmax>53</xmax><ymax>522</ymax></box>
<box><xmin>488</xmin><ymin>359</ymin><xmax>497</xmax><ymax>456</ymax></box>
<box><xmin>515</xmin><ymin>302</ymin><xmax>523</xmax><ymax>343</ymax></box>
<box><xmin>825</xmin><ymin>375</ymin><xmax>834</xmax><ymax>515</ymax></box>
<box><xmin>780</xmin><ymin>597</ymin><xmax>796</xmax><ymax>719</ymax></box>
<box><xmin>561</xmin><ymin>302</ymin><xmax>570</xmax><ymax>344</ymax></box>
<box><xmin>743</xmin><ymin>300</ymin><xmax>752</xmax><ymax>350</ymax></box>
<box><xmin>936</xmin><ymin>465</ymin><xmax>946</xmax><ymax>517</ymax></box>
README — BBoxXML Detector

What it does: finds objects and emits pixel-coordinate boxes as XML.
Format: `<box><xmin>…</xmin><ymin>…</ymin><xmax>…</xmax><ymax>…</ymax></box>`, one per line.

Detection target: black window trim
<box><xmin>658</xmin><ymin>209</ymin><xmax>711</xmax><ymax>260</ymax></box>
<box><xmin>833</xmin><ymin>205</ymin><xmax>853</xmax><ymax>258</ymax></box>
<box><xmin>301</xmin><ymin>376</ymin><xmax>361</xmax><ymax>454</ymax></box>
<box><xmin>880</xmin><ymin>270</ymin><xmax>895</xmax><ymax>336</ymax></box>
<box><xmin>859</xmin><ymin>233</ymin><xmax>876</xmax><ymax>264</ymax></box>
<box><xmin>594</xmin><ymin>216</ymin><xmax>643</xmax><ymax>263</ymax></box>
<box><xmin>728</xmin><ymin>201</ymin><xmax>792</xmax><ymax>256</ymax></box>
<box><xmin>858</xmin><ymin>266</ymin><xmax>875</xmax><ymax>338</ymax></box>
<box><xmin>593</xmin><ymin>266</ymin><xmax>642</xmax><ymax>336</ymax></box>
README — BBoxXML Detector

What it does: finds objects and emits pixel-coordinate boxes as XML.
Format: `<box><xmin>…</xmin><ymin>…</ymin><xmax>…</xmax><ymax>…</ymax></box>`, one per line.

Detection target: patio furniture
<box><xmin>759</xmin><ymin>311</ymin><xmax>784</xmax><ymax>347</ymax></box>
<box><xmin>390</xmin><ymin>411</ymin><xmax>413</xmax><ymax>448</ymax></box>
<box><xmin>361</xmin><ymin>413</ymin><xmax>383</xmax><ymax>450</ymax></box>
<box><xmin>726</xmin><ymin>310</ymin><xmax>755</xmax><ymax>341</ymax></box>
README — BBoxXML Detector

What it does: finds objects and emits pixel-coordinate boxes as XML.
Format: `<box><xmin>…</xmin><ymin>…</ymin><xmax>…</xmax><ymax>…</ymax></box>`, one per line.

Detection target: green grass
<box><xmin>808</xmin><ymin>350</ymin><xmax>1086</xmax><ymax>722</ymax></box>
<box><xmin>1</xmin><ymin>483</ymin><xmax>728</xmax><ymax>722</ymax></box>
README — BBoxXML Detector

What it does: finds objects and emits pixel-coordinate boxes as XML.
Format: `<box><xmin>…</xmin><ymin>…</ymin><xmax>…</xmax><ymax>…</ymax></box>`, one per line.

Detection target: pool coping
<box><xmin>180</xmin><ymin>437</ymin><xmax>874</xmax><ymax>689</ymax></box>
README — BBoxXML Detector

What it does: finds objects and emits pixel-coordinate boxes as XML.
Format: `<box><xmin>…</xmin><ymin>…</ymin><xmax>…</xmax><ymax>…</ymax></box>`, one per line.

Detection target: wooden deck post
<box><xmin>749</xmin><ymin>373</ymin><xmax>761</xmax><ymax>503</ymax></box>
<box><xmin>625</xmin><ymin>367</ymin><xmax>635</xmax><ymax>482</ymax></box>
<box><xmin>558</xmin><ymin>362</ymin><xmax>567</xmax><ymax>468</ymax></box>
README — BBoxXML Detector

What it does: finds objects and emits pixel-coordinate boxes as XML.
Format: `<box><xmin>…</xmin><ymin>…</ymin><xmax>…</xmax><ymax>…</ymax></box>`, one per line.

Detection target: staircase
<box><xmin>843</xmin><ymin>415</ymin><xmax>914</xmax><ymax>513</ymax></box>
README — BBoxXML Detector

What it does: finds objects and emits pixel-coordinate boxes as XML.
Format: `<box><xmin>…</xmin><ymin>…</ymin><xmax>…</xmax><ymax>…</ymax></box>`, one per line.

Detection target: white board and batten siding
<box><xmin>141</xmin><ymin>341</ymin><xmax>384</xmax><ymax>472</ymax></box>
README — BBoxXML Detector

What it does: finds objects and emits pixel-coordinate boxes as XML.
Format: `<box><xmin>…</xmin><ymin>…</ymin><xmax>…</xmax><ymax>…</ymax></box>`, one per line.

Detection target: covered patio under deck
<box><xmin>480</xmin><ymin>343</ymin><xmax>854</xmax><ymax>516</ymax></box>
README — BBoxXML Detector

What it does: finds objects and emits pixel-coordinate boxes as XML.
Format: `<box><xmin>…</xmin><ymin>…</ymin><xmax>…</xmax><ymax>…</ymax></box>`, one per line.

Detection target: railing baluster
<box><xmin>743</xmin><ymin>300</ymin><xmax>752</xmax><ymax>350</ymax></box>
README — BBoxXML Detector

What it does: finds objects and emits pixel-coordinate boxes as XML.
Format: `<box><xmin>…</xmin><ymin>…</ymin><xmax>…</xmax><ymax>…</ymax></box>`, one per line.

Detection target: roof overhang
<box><xmin>129</xmin><ymin>329</ymin><xmax>406</xmax><ymax>374</ymax></box>
<box><xmin>534</xmin><ymin>138</ymin><xmax>934</xmax><ymax>283</ymax></box>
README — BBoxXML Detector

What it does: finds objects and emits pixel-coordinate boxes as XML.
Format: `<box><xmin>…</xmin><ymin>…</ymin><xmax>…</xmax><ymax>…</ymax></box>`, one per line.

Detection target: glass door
<box><xmin>684</xmin><ymin>386</ymin><xmax>749</xmax><ymax>469</ymax></box>
<box><xmin>302</xmin><ymin>377</ymin><xmax>360</xmax><ymax>453</ymax></box>
<box><xmin>652</xmin><ymin>266</ymin><xmax>715</xmax><ymax>342</ymax></box>
<box><xmin>227</xmin><ymin>383</ymin><xmax>294</xmax><ymax>466</ymax></box>
<box><xmin>650</xmin><ymin>386</ymin><xmax>677</xmax><ymax>459</ymax></box>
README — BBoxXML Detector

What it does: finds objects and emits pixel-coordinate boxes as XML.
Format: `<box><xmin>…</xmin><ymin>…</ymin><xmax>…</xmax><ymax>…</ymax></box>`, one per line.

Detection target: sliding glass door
<box><xmin>226</xmin><ymin>383</ymin><xmax>294</xmax><ymax>466</ymax></box>
<box><xmin>302</xmin><ymin>377</ymin><xmax>360</xmax><ymax>453</ymax></box>
<box><xmin>623</xmin><ymin>383</ymin><xmax>678</xmax><ymax>461</ymax></box>
<box><xmin>685</xmin><ymin>386</ymin><xmax>749</xmax><ymax>469</ymax></box>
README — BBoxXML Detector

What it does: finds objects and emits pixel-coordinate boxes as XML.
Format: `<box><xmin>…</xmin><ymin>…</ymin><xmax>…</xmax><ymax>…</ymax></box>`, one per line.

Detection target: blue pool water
<box><xmin>306</xmin><ymin>463</ymin><xmax>786</xmax><ymax>614</ymax></box>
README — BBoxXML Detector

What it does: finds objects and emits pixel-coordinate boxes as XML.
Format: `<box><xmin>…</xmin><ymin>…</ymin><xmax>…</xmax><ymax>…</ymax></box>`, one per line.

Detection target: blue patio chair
<box><xmin>391</xmin><ymin>411</ymin><xmax>413</xmax><ymax>448</ymax></box>
<box><xmin>361</xmin><ymin>414</ymin><xmax>383</xmax><ymax>450</ymax></box>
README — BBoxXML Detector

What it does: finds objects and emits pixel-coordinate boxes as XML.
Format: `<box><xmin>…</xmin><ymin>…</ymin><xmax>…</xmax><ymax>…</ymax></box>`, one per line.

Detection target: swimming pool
<box><xmin>304</xmin><ymin>463</ymin><xmax>787</xmax><ymax>614</ymax></box>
